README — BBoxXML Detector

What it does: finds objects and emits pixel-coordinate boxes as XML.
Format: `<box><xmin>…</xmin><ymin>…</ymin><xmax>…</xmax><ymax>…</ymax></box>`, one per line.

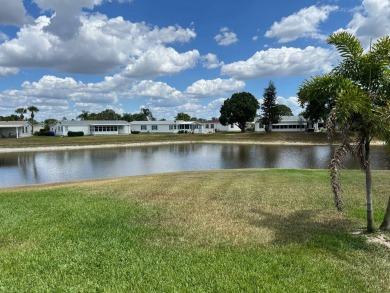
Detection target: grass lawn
<box><xmin>0</xmin><ymin>169</ymin><xmax>389</xmax><ymax>291</ymax></box>
<box><xmin>0</xmin><ymin>131</ymin><xmax>341</xmax><ymax>149</ymax></box>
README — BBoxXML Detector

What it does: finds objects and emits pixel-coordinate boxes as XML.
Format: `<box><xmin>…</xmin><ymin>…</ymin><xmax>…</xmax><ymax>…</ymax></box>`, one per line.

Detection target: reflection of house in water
<box><xmin>0</xmin><ymin>121</ymin><xmax>33</xmax><ymax>138</ymax></box>
<box><xmin>254</xmin><ymin>116</ymin><xmax>323</xmax><ymax>132</ymax></box>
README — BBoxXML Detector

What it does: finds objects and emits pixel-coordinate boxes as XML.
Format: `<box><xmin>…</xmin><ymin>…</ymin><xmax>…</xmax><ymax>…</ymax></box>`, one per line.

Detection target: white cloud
<box><xmin>201</xmin><ymin>53</ymin><xmax>224</xmax><ymax>69</ymax></box>
<box><xmin>214</xmin><ymin>27</ymin><xmax>238</xmax><ymax>46</ymax></box>
<box><xmin>0</xmin><ymin>67</ymin><xmax>19</xmax><ymax>76</ymax></box>
<box><xmin>0</xmin><ymin>0</ymin><xmax>33</xmax><ymax>26</ymax></box>
<box><xmin>221</xmin><ymin>46</ymin><xmax>336</xmax><ymax>79</ymax></box>
<box><xmin>129</xmin><ymin>80</ymin><xmax>182</xmax><ymax>99</ymax></box>
<box><xmin>0</xmin><ymin>14</ymin><xmax>197</xmax><ymax>75</ymax></box>
<box><xmin>122</xmin><ymin>46</ymin><xmax>200</xmax><ymax>78</ymax></box>
<box><xmin>347</xmin><ymin>0</ymin><xmax>390</xmax><ymax>46</ymax></box>
<box><xmin>185</xmin><ymin>78</ymin><xmax>245</xmax><ymax>97</ymax></box>
<box><xmin>265</xmin><ymin>5</ymin><xmax>338</xmax><ymax>43</ymax></box>
<box><xmin>276</xmin><ymin>96</ymin><xmax>301</xmax><ymax>115</ymax></box>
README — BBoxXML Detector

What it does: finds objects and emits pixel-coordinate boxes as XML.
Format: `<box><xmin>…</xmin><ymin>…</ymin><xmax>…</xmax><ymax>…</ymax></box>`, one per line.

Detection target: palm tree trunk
<box><xmin>365</xmin><ymin>141</ymin><xmax>375</xmax><ymax>232</ymax></box>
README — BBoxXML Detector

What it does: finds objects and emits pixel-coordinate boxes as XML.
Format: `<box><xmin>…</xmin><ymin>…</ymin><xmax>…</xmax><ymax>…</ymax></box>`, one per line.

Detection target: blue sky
<box><xmin>0</xmin><ymin>0</ymin><xmax>389</xmax><ymax>121</ymax></box>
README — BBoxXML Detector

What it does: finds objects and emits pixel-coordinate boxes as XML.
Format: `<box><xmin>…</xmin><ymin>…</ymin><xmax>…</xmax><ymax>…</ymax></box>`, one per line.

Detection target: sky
<box><xmin>0</xmin><ymin>0</ymin><xmax>390</xmax><ymax>121</ymax></box>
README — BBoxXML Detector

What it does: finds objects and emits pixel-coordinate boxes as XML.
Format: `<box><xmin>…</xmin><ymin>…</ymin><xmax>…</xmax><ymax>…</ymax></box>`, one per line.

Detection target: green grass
<box><xmin>0</xmin><ymin>131</ymin><xmax>340</xmax><ymax>148</ymax></box>
<box><xmin>1</xmin><ymin>169</ymin><xmax>389</xmax><ymax>292</ymax></box>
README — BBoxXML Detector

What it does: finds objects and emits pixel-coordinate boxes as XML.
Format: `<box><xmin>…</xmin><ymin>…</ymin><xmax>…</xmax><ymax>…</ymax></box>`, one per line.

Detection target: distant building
<box><xmin>50</xmin><ymin>120</ymin><xmax>131</xmax><ymax>136</ymax></box>
<box><xmin>254</xmin><ymin>116</ymin><xmax>322</xmax><ymax>132</ymax></box>
<box><xmin>0</xmin><ymin>121</ymin><xmax>33</xmax><ymax>138</ymax></box>
<box><xmin>130</xmin><ymin>120</ymin><xmax>242</xmax><ymax>134</ymax></box>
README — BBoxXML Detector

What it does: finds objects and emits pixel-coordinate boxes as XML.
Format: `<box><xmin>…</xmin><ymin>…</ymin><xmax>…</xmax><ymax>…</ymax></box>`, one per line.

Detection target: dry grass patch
<box><xmin>63</xmin><ymin>169</ymin><xmax>360</xmax><ymax>247</ymax></box>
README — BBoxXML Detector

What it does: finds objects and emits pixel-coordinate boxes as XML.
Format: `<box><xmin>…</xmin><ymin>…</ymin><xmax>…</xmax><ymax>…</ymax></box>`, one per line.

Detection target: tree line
<box><xmin>218</xmin><ymin>81</ymin><xmax>293</xmax><ymax>133</ymax></box>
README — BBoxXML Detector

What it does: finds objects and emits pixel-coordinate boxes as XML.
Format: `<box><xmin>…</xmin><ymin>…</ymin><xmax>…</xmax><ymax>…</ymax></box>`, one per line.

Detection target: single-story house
<box><xmin>130</xmin><ymin>120</ymin><xmax>242</xmax><ymax>134</ymax></box>
<box><xmin>130</xmin><ymin>120</ymin><xmax>204</xmax><ymax>134</ymax></box>
<box><xmin>0</xmin><ymin>121</ymin><xmax>33</xmax><ymax>138</ymax></box>
<box><xmin>50</xmin><ymin>120</ymin><xmax>131</xmax><ymax>136</ymax></box>
<box><xmin>254</xmin><ymin>116</ymin><xmax>321</xmax><ymax>132</ymax></box>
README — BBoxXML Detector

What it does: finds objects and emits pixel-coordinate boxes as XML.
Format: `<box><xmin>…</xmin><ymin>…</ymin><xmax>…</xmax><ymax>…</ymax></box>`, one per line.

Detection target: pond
<box><xmin>0</xmin><ymin>143</ymin><xmax>389</xmax><ymax>188</ymax></box>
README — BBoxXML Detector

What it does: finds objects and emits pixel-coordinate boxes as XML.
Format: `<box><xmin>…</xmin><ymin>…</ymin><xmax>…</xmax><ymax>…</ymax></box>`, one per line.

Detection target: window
<box><xmin>152</xmin><ymin>125</ymin><xmax>158</xmax><ymax>130</ymax></box>
<box><xmin>169</xmin><ymin>125</ymin><xmax>174</xmax><ymax>130</ymax></box>
<box><xmin>230</xmin><ymin>124</ymin><xmax>234</xmax><ymax>128</ymax></box>
<box><xmin>141</xmin><ymin>125</ymin><xmax>147</xmax><ymax>130</ymax></box>
<box><xmin>205</xmin><ymin>124</ymin><xmax>209</xmax><ymax>129</ymax></box>
<box><xmin>210</xmin><ymin>124</ymin><xmax>214</xmax><ymax>129</ymax></box>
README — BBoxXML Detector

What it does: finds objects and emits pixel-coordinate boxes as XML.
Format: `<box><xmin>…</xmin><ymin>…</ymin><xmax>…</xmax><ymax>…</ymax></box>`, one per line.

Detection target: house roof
<box><xmin>130</xmin><ymin>120</ymin><xmax>202</xmax><ymax>125</ymax></box>
<box><xmin>130</xmin><ymin>120</ymin><xmax>176</xmax><ymax>125</ymax></box>
<box><xmin>54</xmin><ymin>120</ymin><xmax>130</xmax><ymax>126</ymax></box>
<box><xmin>0</xmin><ymin>121</ymin><xmax>31</xmax><ymax>127</ymax></box>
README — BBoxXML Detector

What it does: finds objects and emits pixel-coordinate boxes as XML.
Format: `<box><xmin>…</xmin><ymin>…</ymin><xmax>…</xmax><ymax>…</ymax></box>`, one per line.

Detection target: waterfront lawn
<box><xmin>1</xmin><ymin>169</ymin><xmax>389</xmax><ymax>291</ymax></box>
<box><xmin>0</xmin><ymin>131</ymin><xmax>340</xmax><ymax>148</ymax></box>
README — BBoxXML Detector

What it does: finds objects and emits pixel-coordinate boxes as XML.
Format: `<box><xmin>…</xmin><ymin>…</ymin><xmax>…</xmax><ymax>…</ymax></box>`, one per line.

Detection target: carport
<box><xmin>0</xmin><ymin>121</ymin><xmax>32</xmax><ymax>138</ymax></box>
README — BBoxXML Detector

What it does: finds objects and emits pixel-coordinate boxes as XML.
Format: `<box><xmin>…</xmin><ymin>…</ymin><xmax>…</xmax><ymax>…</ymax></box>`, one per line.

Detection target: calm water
<box><xmin>0</xmin><ymin>143</ymin><xmax>389</xmax><ymax>188</ymax></box>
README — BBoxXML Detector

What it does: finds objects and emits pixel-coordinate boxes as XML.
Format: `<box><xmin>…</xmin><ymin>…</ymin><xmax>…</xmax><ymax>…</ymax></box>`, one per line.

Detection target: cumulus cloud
<box><xmin>0</xmin><ymin>66</ymin><xmax>19</xmax><ymax>77</ymax></box>
<box><xmin>214</xmin><ymin>27</ymin><xmax>238</xmax><ymax>46</ymax></box>
<box><xmin>265</xmin><ymin>5</ymin><xmax>338</xmax><ymax>43</ymax></box>
<box><xmin>185</xmin><ymin>78</ymin><xmax>245</xmax><ymax>97</ymax></box>
<box><xmin>122</xmin><ymin>46</ymin><xmax>200</xmax><ymax>78</ymax></box>
<box><xmin>276</xmin><ymin>96</ymin><xmax>301</xmax><ymax>115</ymax></box>
<box><xmin>0</xmin><ymin>14</ymin><xmax>197</xmax><ymax>75</ymax></box>
<box><xmin>221</xmin><ymin>46</ymin><xmax>336</xmax><ymax>79</ymax></box>
<box><xmin>201</xmin><ymin>53</ymin><xmax>224</xmax><ymax>69</ymax></box>
<box><xmin>347</xmin><ymin>0</ymin><xmax>390</xmax><ymax>46</ymax></box>
<box><xmin>32</xmin><ymin>0</ymin><xmax>133</xmax><ymax>40</ymax></box>
<box><xmin>129</xmin><ymin>80</ymin><xmax>182</xmax><ymax>99</ymax></box>
<box><xmin>0</xmin><ymin>0</ymin><xmax>33</xmax><ymax>26</ymax></box>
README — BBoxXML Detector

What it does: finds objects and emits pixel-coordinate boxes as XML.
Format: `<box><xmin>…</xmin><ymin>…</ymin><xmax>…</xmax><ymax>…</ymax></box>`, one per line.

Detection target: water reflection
<box><xmin>0</xmin><ymin>144</ymin><xmax>389</xmax><ymax>188</ymax></box>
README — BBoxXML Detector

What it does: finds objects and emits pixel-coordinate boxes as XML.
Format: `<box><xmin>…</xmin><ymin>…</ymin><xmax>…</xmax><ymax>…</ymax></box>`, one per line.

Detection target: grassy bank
<box><xmin>0</xmin><ymin>131</ymin><xmax>340</xmax><ymax>149</ymax></box>
<box><xmin>1</xmin><ymin>169</ymin><xmax>389</xmax><ymax>291</ymax></box>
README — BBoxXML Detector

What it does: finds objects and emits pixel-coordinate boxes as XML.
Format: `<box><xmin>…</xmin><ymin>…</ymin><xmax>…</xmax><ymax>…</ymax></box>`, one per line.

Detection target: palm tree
<box><xmin>299</xmin><ymin>32</ymin><xmax>390</xmax><ymax>232</ymax></box>
<box><xmin>27</xmin><ymin>106</ymin><xmax>39</xmax><ymax>134</ymax></box>
<box><xmin>77</xmin><ymin>110</ymin><xmax>90</xmax><ymax>120</ymax></box>
<box><xmin>15</xmin><ymin>107</ymin><xmax>27</xmax><ymax>120</ymax></box>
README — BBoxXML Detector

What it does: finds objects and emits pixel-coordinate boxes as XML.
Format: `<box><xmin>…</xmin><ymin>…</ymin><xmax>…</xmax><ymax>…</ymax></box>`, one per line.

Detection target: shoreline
<box><xmin>0</xmin><ymin>139</ymin><xmax>386</xmax><ymax>153</ymax></box>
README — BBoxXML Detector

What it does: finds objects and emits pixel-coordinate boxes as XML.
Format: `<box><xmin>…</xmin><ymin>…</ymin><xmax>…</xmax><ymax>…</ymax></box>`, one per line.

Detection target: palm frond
<box><xmin>327</xmin><ymin>32</ymin><xmax>363</xmax><ymax>60</ymax></box>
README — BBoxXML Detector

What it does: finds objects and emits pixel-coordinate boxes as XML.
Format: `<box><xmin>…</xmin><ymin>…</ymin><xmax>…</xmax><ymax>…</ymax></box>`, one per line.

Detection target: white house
<box><xmin>254</xmin><ymin>116</ymin><xmax>314</xmax><ymax>132</ymax></box>
<box><xmin>130</xmin><ymin>120</ymin><xmax>208</xmax><ymax>134</ymax></box>
<box><xmin>130</xmin><ymin>120</ymin><xmax>242</xmax><ymax>134</ymax></box>
<box><xmin>213</xmin><ymin>121</ymin><xmax>242</xmax><ymax>132</ymax></box>
<box><xmin>0</xmin><ymin>121</ymin><xmax>33</xmax><ymax>138</ymax></box>
<box><xmin>50</xmin><ymin>120</ymin><xmax>131</xmax><ymax>136</ymax></box>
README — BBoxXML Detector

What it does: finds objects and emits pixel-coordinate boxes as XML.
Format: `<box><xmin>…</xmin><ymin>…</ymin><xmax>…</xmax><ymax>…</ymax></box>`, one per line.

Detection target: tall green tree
<box><xmin>275</xmin><ymin>104</ymin><xmax>293</xmax><ymax>116</ymax></box>
<box><xmin>27</xmin><ymin>106</ymin><xmax>39</xmax><ymax>134</ymax></box>
<box><xmin>98</xmin><ymin>109</ymin><xmax>121</xmax><ymax>120</ymax></box>
<box><xmin>299</xmin><ymin>31</ymin><xmax>390</xmax><ymax>232</ymax></box>
<box><xmin>175</xmin><ymin>112</ymin><xmax>191</xmax><ymax>121</ymax></box>
<box><xmin>219</xmin><ymin>92</ymin><xmax>259</xmax><ymax>132</ymax></box>
<box><xmin>261</xmin><ymin>81</ymin><xmax>280</xmax><ymax>132</ymax></box>
<box><xmin>15</xmin><ymin>107</ymin><xmax>27</xmax><ymax>120</ymax></box>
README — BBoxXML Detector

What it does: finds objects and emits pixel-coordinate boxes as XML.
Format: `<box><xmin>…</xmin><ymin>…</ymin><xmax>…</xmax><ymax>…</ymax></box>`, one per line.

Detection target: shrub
<box><xmin>131</xmin><ymin>131</ymin><xmax>140</xmax><ymax>134</ymax></box>
<box><xmin>34</xmin><ymin>129</ymin><xmax>51</xmax><ymax>136</ymax></box>
<box><xmin>67</xmin><ymin>131</ymin><xmax>84</xmax><ymax>137</ymax></box>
